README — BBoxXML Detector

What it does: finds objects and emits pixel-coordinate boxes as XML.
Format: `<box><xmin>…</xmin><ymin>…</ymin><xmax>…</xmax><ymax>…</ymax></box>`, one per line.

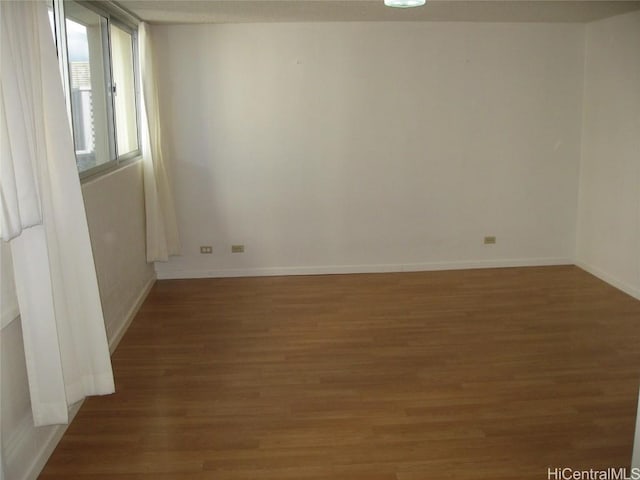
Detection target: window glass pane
<box><xmin>110</xmin><ymin>25</ymin><xmax>139</xmax><ymax>156</ymax></box>
<box><xmin>65</xmin><ymin>1</ymin><xmax>111</xmax><ymax>172</ymax></box>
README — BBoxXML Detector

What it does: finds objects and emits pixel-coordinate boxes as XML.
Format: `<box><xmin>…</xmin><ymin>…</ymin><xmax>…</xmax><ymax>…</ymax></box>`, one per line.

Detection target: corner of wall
<box><xmin>572</xmin><ymin>20</ymin><xmax>590</xmax><ymax>266</ymax></box>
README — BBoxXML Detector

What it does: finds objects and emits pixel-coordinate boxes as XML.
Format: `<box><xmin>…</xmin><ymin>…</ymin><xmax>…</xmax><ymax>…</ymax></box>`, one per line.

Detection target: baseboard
<box><xmin>3</xmin><ymin>416</ymin><xmax>33</xmax><ymax>479</ymax></box>
<box><xmin>156</xmin><ymin>257</ymin><xmax>572</xmax><ymax>280</ymax></box>
<box><xmin>108</xmin><ymin>272</ymin><xmax>156</xmax><ymax>353</ymax></box>
<box><xmin>575</xmin><ymin>260</ymin><xmax>640</xmax><ymax>302</ymax></box>
<box><xmin>5</xmin><ymin>401</ymin><xmax>82</xmax><ymax>480</ymax></box>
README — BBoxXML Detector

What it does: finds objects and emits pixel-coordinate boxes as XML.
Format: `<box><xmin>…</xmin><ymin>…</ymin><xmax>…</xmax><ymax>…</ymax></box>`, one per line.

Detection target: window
<box><xmin>110</xmin><ymin>24</ymin><xmax>139</xmax><ymax>157</ymax></box>
<box><xmin>49</xmin><ymin>1</ymin><xmax>140</xmax><ymax>177</ymax></box>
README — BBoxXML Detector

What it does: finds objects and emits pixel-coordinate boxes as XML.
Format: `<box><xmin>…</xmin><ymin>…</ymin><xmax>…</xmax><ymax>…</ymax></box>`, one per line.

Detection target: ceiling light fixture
<box><xmin>384</xmin><ymin>0</ymin><xmax>426</xmax><ymax>8</ymax></box>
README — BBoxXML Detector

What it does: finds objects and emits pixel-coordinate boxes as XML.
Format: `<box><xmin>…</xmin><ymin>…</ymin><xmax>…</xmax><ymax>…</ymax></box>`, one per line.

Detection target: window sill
<box><xmin>80</xmin><ymin>154</ymin><xmax>143</xmax><ymax>186</ymax></box>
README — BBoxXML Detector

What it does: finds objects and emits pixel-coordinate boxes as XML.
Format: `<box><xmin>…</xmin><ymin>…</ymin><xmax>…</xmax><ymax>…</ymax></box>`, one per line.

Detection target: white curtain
<box><xmin>0</xmin><ymin>1</ymin><xmax>114</xmax><ymax>426</ymax></box>
<box><xmin>138</xmin><ymin>23</ymin><xmax>181</xmax><ymax>262</ymax></box>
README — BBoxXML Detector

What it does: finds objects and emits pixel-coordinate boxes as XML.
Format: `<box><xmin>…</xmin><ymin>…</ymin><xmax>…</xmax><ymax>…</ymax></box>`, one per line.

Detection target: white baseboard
<box><xmin>5</xmin><ymin>401</ymin><xmax>82</xmax><ymax>480</ymax></box>
<box><xmin>156</xmin><ymin>257</ymin><xmax>572</xmax><ymax>280</ymax></box>
<box><xmin>575</xmin><ymin>260</ymin><xmax>640</xmax><ymax>302</ymax></box>
<box><xmin>108</xmin><ymin>272</ymin><xmax>156</xmax><ymax>353</ymax></box>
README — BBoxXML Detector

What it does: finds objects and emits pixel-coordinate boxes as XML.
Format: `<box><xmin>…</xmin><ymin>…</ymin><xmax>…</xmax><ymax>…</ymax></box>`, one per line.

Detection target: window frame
<box><xmin>50</xmin><ymin>0</ymin><xmax>142</xmax><ymax>181</ymax></box>
<box><xmin>108</xmin><ymin>18</ymin><xmax>142</xmax><ymax>164</ymax></box>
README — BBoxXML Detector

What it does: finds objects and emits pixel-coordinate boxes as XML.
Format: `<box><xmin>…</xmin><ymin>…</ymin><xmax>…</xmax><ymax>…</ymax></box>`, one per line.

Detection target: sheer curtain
<box><xmin>0</xmin><ymin>1</ymin><xmax>114</xmax><ymax>426</ymax></box>
<box><xmin>138</xmin><ymin>22</ymin><xmax>181</xmax><ymax>262</ymax></box>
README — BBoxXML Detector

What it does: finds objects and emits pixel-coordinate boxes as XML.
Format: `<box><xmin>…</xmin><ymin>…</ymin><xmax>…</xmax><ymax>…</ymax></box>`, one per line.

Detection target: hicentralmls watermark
<box><xmin>548</xmin><ymin>468</ymin><xmax>640</xmax><ymax>480</ymax></box>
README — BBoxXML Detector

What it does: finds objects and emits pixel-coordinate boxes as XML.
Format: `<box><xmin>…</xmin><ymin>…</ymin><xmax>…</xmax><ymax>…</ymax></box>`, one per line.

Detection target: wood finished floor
<box><xmin>39</xmin><ymin>266</ymin><xmax>640</xmax><ymax>480</ymax></box>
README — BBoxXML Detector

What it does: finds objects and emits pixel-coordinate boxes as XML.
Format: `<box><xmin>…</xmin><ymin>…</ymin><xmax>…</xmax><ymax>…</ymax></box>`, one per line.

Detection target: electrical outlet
<box><xmin>231</xmin><ymin>244</ymin><xmax>245</xmax><ymax>253</ymax></box>
<box><xmin>484</xmin><ymin>236</ymin><xmax>496</xmax><ymax>245</ymax></box>
<box><xmin>200</xmin><ymin>246</ymin><xmax>213</xmax><ymax>254</ymax></box>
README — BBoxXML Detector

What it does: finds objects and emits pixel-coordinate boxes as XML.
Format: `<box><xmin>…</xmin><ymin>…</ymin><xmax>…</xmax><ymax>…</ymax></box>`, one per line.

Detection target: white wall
<box><xmin>153</xmin><ymin>22</ymin><xmax>585</xmax><ymax>279</ymax></box>
<box><xmin>572</xmin><ymin>10</ymin><xmax>640</xmax><ymax>468</ymax></box>
<box><xmin>81</xmin><ymin>162</ymin><xmax>156</xmax><ymax>345</ymax></box>
<box><xmin>575</xmin><ymin>11</ymin><xmax>640</xmax><ymax>300</ymax></box>
<box><xmin>0</xmin><ymin>161</ymin><xmax>155</xmax><ymax>480</ymax></box>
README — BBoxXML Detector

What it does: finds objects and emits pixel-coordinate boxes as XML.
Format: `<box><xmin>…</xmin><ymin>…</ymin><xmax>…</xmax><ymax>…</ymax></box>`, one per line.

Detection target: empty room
<box><xmin>2</xmin><ymin>0</ymin><xmax>640</xmax><ymax>479</ymax></box>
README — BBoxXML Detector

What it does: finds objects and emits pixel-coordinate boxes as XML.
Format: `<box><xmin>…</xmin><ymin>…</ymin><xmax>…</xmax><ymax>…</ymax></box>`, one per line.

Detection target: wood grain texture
<box><xmin>38</xmin><ymin>266</ymin><xmax>640</xmax><ymax>479</ymax></box>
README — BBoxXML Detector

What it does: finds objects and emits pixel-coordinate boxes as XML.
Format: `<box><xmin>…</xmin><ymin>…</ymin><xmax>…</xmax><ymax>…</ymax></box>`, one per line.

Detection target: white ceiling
<box><xmin>116</xmin><ymin>0</ymin><xmax>640</xmax><ymax>24</ymax></box>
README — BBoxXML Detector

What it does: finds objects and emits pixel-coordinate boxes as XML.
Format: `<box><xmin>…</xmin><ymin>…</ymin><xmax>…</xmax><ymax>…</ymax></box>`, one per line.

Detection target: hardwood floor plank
<box><xmin>38</xmin><ymin>266</ymin><xmax>640</xmax><ymax>479</ymax></box>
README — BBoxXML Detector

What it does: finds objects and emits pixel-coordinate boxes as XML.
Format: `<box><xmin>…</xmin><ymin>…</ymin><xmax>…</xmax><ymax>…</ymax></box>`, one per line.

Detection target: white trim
<box><xmin>80</xmin><ymin>157</ymin><xmax>142</xmax><ymax>187</ymax></box>
<box><xmin>575</xmin><ymin>260</ymin><xmax>640</xmax><ymax>302</ymax></box>
<box><xmin>5</xmin><ymin>402</ymin><xmax>82</xmax><ymax>480</ymax></box>
<box><xmin>108</xmin><ymin>272</ymin><xmax>156</xmax><ymax>353</ymax></box>
<box><xmin>156</xmin><ymin>257</ymin><xmax>573</xmax><ymax>280</ymax></box>
<box><xmin>3</xmin><ymin>415</ymin><xmax>32</xmax><ymax>472</ymax></box>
